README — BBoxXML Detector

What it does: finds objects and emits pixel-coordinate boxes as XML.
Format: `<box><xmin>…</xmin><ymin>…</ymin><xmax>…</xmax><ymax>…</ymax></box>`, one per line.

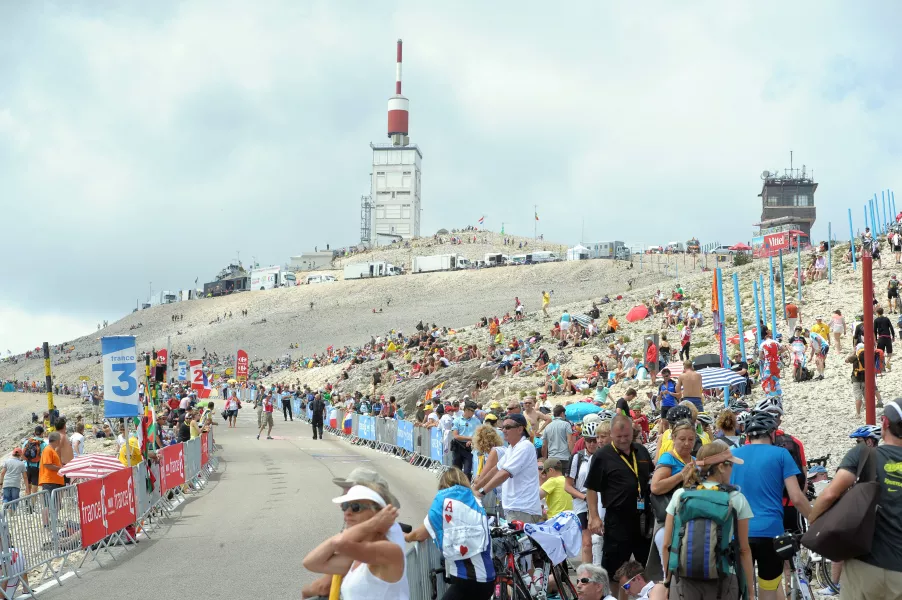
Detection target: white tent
<box><xmin>567</xmin><ymin>244</ymin><xmax>590</xmax><ymax>261</ymax></box>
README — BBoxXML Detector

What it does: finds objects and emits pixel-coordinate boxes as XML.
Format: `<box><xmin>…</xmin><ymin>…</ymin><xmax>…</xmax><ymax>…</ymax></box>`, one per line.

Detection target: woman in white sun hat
<box><xmin>303</xmin><ymin>482</ymin><xmax>408</xmax><ymax>599</ymax></box>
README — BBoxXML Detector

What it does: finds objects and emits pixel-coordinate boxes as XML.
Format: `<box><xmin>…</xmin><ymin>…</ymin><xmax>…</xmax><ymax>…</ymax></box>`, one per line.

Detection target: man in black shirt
<box><xmin>874</xmin><ymin>307</ymin><xmax>896</xmax><ymax>368</ymax></box>
<box><xmin>310</xmin><ymin>394</ymin><xmax>326</xmax><ymax>440</ymax></box>
<box><xmin>853</xmin><ymin>315</ymin><xmax>866</xmax><ymax>347</ymax></box>
<box><xmin>585</xmin><ymin>415</ymin><xmax>653</xmax><ymax>578</ymax></box>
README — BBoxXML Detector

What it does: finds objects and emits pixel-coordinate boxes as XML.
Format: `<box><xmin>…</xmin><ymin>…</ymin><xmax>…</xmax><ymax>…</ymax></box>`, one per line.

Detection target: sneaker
<box><xmin>256</xmin><ymin>434</ymin><xmax>260</xmax><ymax>440</ymax></box>
<box><xmin>266</xmin><ymin>436</ymin><xmax>274</xmax><ymax>440</ymax></box>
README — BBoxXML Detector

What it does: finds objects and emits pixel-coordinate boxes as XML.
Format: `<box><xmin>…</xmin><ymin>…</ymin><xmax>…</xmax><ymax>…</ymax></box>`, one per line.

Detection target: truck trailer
<box><xmin>344</xmin><ymin>261</ymin><xmax>393</xmax><ymax>280</ymax></box>
<box><xmin>412</xmin><ymin>254</ymin><xmax>460</xmax><ymax>273</ymax></box>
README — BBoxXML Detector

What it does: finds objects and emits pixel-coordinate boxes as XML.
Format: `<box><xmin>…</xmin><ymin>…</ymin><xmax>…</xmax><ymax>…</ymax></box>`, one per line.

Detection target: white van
<box><xmin>306</xmin><ymin>274</ymin><xmax>337</xmax><ymax>284</ymax></box>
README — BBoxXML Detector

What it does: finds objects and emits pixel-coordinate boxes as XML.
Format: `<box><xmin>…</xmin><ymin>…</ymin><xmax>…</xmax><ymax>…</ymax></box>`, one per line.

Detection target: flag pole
<box><xmin>534</xmin><ymin>205</ymin><xmax>537</xmax><ymax>241</ymax></box>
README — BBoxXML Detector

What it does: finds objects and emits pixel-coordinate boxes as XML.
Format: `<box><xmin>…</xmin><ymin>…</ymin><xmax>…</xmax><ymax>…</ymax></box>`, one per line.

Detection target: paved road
<box><xmin>39</xmin><ymin>408</ymin><xmax>439</xmax><ymax>599</ymax></box>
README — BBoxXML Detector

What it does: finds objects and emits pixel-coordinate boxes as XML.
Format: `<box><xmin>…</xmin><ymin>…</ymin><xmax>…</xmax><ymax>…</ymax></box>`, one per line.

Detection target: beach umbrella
<box><xmin>728</xmin><ymin>243</ymin><xmax>752</xmax><ymax>251</ymax></box>
<box><xmin>693</xmin><ymin>354</ymin><xmax>722</xmax><ymax>370</ymax></box>
<box><xmin>655</xmin><ymin>361</ymin><xmax>685</xmax><ymax>381</ymax></box>
<box><xmin>626</xmin><ymin>305</ymin><xmax>649</xmax><ymax>323</ymax></box>
<box><xmin>700</xmin><ymin>367</ymin><xmax>745</xmax><ymax>390</ymax></box>
<box><xmin>59</xmin><ymin>454</ymin><xmax>127</xmax><ymax>480</ymax></box>
<box><xmin>572</xmin><ymin>314</ymin><xmax>593</xmax><ymax>328</ymax></box>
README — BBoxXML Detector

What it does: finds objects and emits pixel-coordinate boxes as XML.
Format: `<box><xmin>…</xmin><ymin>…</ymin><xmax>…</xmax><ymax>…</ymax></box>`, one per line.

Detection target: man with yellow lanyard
<box><xmin>655</xmin><ymin>402</ymin><xmax>711</xmax><ymax>462</ymax></box>
<box><xmin>584</xmin><ymin>414</ymin><xmax>653</xmax><ymax>579</ymax></box>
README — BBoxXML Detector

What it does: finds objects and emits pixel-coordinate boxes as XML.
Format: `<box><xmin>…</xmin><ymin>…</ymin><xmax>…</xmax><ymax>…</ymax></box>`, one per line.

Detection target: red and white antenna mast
<box><xmin>387</xmin><ymin>39</ymin><xmax>409</xmax><ymax>146</ymax></box>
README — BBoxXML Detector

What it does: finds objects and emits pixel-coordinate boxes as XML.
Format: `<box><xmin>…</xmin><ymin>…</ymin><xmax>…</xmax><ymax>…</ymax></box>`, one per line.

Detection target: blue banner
<box><xmin>397</xmin><ymin>421</ymin><xmax>414</xmax><ymax>452</ymax></box>
<box><xmin>101</xmin><ymin>336</ymin><xmax>140</xmax><ymax>418</ymax></box>
<box><xmin>430</xmin><ymin>427</ymin><xmax>443</xmax><ymax>462</ymax></box>
<box><xmin>359</xmin><ymin>415</ymin><xmax>376</xmax><ymax>441</ymax></box>
<box><xmin>177</xmin><ymin>360</ymin><xmax>188</xmax><ymax>381</ymax></box>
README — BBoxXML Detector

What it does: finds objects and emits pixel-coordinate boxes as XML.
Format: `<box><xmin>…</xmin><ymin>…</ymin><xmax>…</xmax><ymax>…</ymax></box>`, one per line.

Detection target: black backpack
<box><xmin>775</xmin><ymin>433</ymin><xmax>806</xmax><ymax>490</ymax></box>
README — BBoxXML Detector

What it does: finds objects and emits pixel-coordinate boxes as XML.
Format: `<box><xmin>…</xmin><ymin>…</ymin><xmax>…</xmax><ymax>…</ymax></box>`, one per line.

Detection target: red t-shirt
<box><xmin>263</xmin><ymin>398</ymin><xmax>274</xmax><ymax>413</ymax></box>
<box><xmin>645</xmin><ymin>345</ymin><xmax>658</xmax><ymax>366</ymax></box>
<box><xmin>786</xmin><ymin>304</ymin><xmax>799</xmax><ymax>318</ymax></box>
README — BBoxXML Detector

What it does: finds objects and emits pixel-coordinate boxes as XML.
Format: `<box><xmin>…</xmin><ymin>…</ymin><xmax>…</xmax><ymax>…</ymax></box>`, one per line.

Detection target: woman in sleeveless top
<box><xmin>303</xmin><ymin>483</ymin><xmax>408</xmax><ymax>600</ymax></box>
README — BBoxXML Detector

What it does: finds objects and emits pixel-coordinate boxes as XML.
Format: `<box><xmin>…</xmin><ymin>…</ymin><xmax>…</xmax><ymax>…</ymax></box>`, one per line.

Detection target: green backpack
<box><xmin>668</xmin><ymin>485</ymin><xmax>747</xmax><ymax>598</ymax></box>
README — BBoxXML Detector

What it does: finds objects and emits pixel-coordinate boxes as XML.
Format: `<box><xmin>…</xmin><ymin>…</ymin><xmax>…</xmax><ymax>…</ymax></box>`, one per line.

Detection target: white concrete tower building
<box><xmin>369</xmin><ymin>39</ymin><xmax>422</xmax><ymax>242</ymax></box>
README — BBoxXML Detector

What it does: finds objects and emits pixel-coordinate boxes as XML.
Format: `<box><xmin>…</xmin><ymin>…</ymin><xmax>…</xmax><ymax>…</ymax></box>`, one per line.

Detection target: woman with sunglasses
<box><xmin>661</xmin><ymin>440</ymin><xmax>755</xmax><ymax>599</ymax></box>
<box><xmin>647</xmin><ymin>419</ymin><xmax>696</xmax><ymax>580</ymax></box>
<box><xmin>303</xmin><ymin>483</ymin><xmax>408</xmax><ymax>600</ymax></box>
<box><xmin>405</xmin><ymin>468</ymin><xmax>495</xmax><ymax>600</ymax></box>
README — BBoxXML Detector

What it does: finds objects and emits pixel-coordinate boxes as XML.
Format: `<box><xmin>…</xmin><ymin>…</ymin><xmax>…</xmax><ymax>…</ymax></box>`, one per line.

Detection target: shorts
<box><xmin>504</xmin><ymin>509</ymin><xmax>542</xmax><ymax>524</ymax></box>
<box><xmin>818</xmin><ymin>346</ymin><xmax>830</xmax><ymax>358</ymax></box>
<box><xmin>684</xmin><ymin>397</ymin><xmax>704</xmax><ymax>411</ymax></box>
<box><xmin>660</xmin><ymin>405</ymin><xmax>674</xmax><ymax>420</ymax></box>
<box><xmin>26</xmin><ymin>466</ymin><xmax>39</xmax><ymax>486</ymax></box>
<box><xmin>228</xmin><ymin>409</ymin><xmax>239</xmax><ymax>417</ymax></box>
<box><xmin>783</xmin><ymin>505</ymin><xmax>801</xmax><ymax>534</ymax></box>
<box><xmin>748</xmin><ymin>537</ymin><xmax>785</xmax><ymax>581</ymax></box>
<box><xmin>2</xmin><ymin>487</ymin><xmax>20</xmax><ymax>504</ymax></box>
<box><xmin>560</xmin><ymin>321</ymin><xmax>571</xmax><ymax>331</ymax></box>
<box><xmin>577</xmin><ymin>511</ymin><xmax>589</xmax><ymax>530</ymax></box>
<box><xmin>841</xmin><ymin>558</ymin><xmax>902</xmax><ymax>600</ymax></box>
<box><xmin>878</xmin><ymin>337</ymin><xmax>893</xmax><ymax>354</ymax></box>
<box><xmin>41</xmin><ymin>483</ymin><xmax>64</xmax><ymax>493</ymax></box>
<box><xmin>853</xmin><ymin>380</ymin><xmax>866</xmax><ymax>401</ymax></box>
<box><xmin>889</xmin><ymin>290</ymin><xmax>899</xmax><ymax>299</ymax></box>
<box><xmin>262</xmin><ymin>411</ymin><xmax>274</xmax><ymax>427</ymax></box>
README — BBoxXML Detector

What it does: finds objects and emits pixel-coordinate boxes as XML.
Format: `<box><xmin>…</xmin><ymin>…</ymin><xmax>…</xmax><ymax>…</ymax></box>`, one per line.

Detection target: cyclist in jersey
<box><xmin>874</xmin><ymin>306</ymin><xmax>896</xmax><ymax>370</ymax></box>
<box><xmin>805</xmin><ymin>328</ymin><xmax>829</xmax><ymax>380</ymax></box>
<box><xmin>888</xmin><ymin>275</ymin><xmax>900</xmax><ymax>314</ymax></box>
<box><xmin>758</xmin><ymin>331</ymin><xmax>781</xmax><ymax>385</ymax></box>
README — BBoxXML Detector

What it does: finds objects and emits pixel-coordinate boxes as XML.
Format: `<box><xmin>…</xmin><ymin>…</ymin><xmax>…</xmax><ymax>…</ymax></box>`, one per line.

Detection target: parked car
<box><xmin>711</xmin><ymin>245</ymin><xmax>736</xmax><ymax>255</ymax></box>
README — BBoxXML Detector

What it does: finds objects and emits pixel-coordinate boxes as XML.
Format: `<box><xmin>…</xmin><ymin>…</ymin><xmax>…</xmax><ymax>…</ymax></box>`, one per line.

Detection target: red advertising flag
<box><xmin>236</xmin><ymin>349</ymin><xmax>249</xmax><ymax>382</ymax></box>
<box><xmin>190</xmin><ymin>359</ymin><xmax>204</xmax><ymax>393</ymax></box>
<box><xmin>156</xmin><ymin>349</ymin><xmax>167</xmax><ymax>368</ymax></box>
<box><xmin>201</xmin><ymin>432</ymin><xmax>210</xmax><ymax>466</ymax></box>
<box><xmin>77</xmin><ymin>478</ymin><xmax>106</xmax><ymax>549</ymax></box>
<box><xmin>103</xmin><ymin>467</ymin><xmax>136</xmax><ymax>534</ymax></box>
<box><xmin>160</xmin><ymin>444</ymin><xmax>186</xmax><ymax>491</ymax></box>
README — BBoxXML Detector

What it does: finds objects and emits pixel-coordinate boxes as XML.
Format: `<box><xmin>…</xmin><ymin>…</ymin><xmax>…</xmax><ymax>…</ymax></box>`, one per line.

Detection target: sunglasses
<box><xmin>340</xmin><ymin>502</ymin><xmax>377</xmax><ymax>513</ymax></box>
<box><xmin>576</xmin><ymin>577</ymin><xmax>593</xmax><ymax>584</ymax></box>
<box><xmin>502</xmin><ymin>424</ymin><xmax>521</xmax><ymax>430</ymax></box>
<box><xmin>622</xmin><ymin>573</ymin><xmax>641</xmax><ymax>591</ymax></box>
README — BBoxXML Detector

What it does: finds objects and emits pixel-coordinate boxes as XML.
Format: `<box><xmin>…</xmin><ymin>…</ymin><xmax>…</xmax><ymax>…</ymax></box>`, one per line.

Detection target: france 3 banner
<box><xmin>102</xmin><ymin>336</ymin><xmax>140</xmax><ymax>418</ymax></box>
<box><xmin>236</xmin><ymin>349</ymin><xmax>249</xmax><ymax>382</ymax></box>
<box><xmin>177</xmin><ymin>360</ymin><xmax>188</xmax><ymax>382</ymax></box>
<box><xmin>104</xmin><ymin>467</ymin><xmax>136</xmax><ymax>533</ymax></box>
<box><xmin>397</xmin><ymin>421</ymin><xmax>415</xmax><ymax>452</ymax></box>
<box><xmin>430</xmin><ymin>427</ymin><xmax>444</xmax><ymax>462</ymax></box>
<box><xmin>160</xmin><ymin>444</ymin><xmax>186</xmax><ymax>491</ymax></box>
<box><xmin>77</xmin><ymin>478</ymin><xmax>106</xmax><ymax>549</ymax></box>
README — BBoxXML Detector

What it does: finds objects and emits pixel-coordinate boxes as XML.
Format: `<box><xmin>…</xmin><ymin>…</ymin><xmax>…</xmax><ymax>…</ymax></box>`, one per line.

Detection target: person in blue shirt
<box><xmin>405</xmin><ymin>467</ymin><xmax>495</xmax><ymax>600</ymax></box>
<box><xmin>730</xmin><ymin>412</ymin><xmax>811</xmax><ymax>600</ymax></box>
<box><xmin>657</xmin><ymin>368</ymin><xmax>677</xmax><ymax>419</ymax></box>
<box><xmin>451</xmin><ymin>402</ymin><xmax>482</xmax><ymax>475</ymax></box>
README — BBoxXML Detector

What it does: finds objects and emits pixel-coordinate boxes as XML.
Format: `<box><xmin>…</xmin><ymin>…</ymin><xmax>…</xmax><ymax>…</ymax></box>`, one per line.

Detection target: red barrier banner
<box><xmin>77</xmin><ymin>478</ymin><xmax>105</xmax><ymax>549</ymax></box>
<box><xmin>104</xmin><ymin>468</ymin><xmax>136</xmax><ymax>534</ymax></box>
<box><xmin>160</xmin><ymin>443</ymin><xmax>185</xmax><ymax>491</ymax></box>
<box><xmin>200</xmin><ymin>432</ymin><xmax>210</xmax><ymax>466</ymax></box>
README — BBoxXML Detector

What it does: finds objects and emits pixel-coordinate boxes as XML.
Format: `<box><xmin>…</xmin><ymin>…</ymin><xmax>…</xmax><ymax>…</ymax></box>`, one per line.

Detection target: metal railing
<box><xmin>0</xmin><ymin>435</ymin><xmax>220</xmax><ymax>599</ymax></box>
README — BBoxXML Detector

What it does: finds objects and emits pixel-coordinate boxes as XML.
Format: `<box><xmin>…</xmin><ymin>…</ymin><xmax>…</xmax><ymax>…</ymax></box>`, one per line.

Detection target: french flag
<box><xmin>478</xmin><ymin>216</ymin><xmax>484</xmax><ymax>225</ymax></box>
<box><xmin>343</xmin><ymin>412</ymin><xmax>353</xmax><ymax>435</ymax></box>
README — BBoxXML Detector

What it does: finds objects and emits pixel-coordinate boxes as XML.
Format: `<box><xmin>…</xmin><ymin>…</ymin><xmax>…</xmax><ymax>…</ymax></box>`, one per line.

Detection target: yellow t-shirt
<box><xmin>811</xmin><ymin>322</ymin><xmax>830</xmax><ymax>341</ymax></box>
<box><xmin>655</xmin><ymin>428</ymin><xmax>711</xmax><ymax>462</ymax></box>
<box><xmin>543</xmin><ymin>293</ymin><xmax>550</xmax><ymax>307</ymax></box>
<box><xmin>118</xmin><ymin>438</ymin><xmax>143</xmax><ymax>467</ymax></box>
<box><xmin>541</xmin><ymin>475</ymin><xmax>573</xmax><ymax>517</ymax></box>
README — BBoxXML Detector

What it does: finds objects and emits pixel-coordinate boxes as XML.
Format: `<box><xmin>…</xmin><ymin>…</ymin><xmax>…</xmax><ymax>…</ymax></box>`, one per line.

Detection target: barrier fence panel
<box><xmin>429</xmin><ymin>428</ymin><xmax>444</xmax><ymax>463</ymax></box>
<box><xmin>160</xmin><ymin>443</ymin><xmax>186</xmax><ymax>492</ymax></box>
<box><xmin>383</xmin><ymin>419</ymin><xmax>399</xmax><ymax>452</ymax></box>
<box><xmin>184</xmin><ymin>438</ymin><xmax>202</xmax><ymax>482</ymax></box>
<box><xmin>134</xmin><ymin>462</ymin><xmax>152</xmax><ymax>519</ymax></box>
<box><xmin>405</xmin><ymin>540</ymin><xmax>449</xmax><ymax>600</ymax></box>
<box><xmin>49</xmin><ymin>485</ymin><xmax>82</xmax><ymax>558</ymax></box>
<box><xmin>1</xmin><ymin>490</ymin><xmax>56</xmax><ymax>582</ymax></box>
<box><xmin>398</xmin><ymin>421</ymin><xmax>415</xmax><ymax>453</ymax></box>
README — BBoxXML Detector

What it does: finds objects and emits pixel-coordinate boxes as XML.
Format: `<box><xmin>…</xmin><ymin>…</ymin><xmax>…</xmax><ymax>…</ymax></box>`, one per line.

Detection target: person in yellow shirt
<box><xmin>655</xmin><ymin>402</ymin><xmax>710</xmax><ymax>462</ymax></box>
<box><xmin>118</xmin><ymin>436</ymin><xmax>143</xmax><ymax>467</ymax></box>
<box><xmin>539</xmin><ymin>458</ymin><xmax>573</xmax><ymax>517</ymax></box>
<box><xmin>542</xmin><ymin>291</ymin><xmax>551</xmax><ymax>318</ymax></box>
<box><xmin>811</xmin><ymin>316</ymin><xmax>830</xmax><ymax>342</ymax></box>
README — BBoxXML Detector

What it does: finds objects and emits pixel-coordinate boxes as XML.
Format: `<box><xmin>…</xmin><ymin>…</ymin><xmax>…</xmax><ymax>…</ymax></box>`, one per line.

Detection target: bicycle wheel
<box><xmin>816</xmin><ymin>559</ymin><xmax>841</xmax><ymax>594</ymax></box>
<box><xmin>551</xmin><ymin>563</ymin><xmax>579</xmax><ymax>600</ymax></box>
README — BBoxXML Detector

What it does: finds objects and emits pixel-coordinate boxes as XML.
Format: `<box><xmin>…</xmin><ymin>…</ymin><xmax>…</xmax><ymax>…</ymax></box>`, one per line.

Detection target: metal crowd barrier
<box><xmin>405</xmin><ymin>539</ymin><xmax>449</xmax><ymax>599</ymax></box>
<box><xmin>0</xmin><ymin>435</ymin><xmax>221</xmax><ymax>598</ymax></box>
<box><xmin>299</xmin><ymin>408</ymin><xmax>449</xmax><ymax>480</ymax></box>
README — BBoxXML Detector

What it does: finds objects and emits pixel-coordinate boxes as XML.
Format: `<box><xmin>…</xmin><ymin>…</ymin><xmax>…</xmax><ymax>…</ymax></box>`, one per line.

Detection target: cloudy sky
<box><xmin>2</xmin><ymin>1</ymin><xmax>900</xmax><ymax>354</ymax></box>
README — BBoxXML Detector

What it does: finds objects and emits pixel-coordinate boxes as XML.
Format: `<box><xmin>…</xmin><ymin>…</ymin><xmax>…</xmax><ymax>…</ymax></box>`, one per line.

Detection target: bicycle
<box><xmin>489</xmin><ymin>525</ymin><xmax>578</xmax><ymax>600</ymax></box>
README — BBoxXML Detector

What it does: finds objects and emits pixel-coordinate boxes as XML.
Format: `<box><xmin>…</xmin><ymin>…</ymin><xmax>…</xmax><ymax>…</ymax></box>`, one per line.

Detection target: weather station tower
<box><xmin>360</xmin><ymin>39</ymin><xmax>423</xmax><ymax>246</ymax></box>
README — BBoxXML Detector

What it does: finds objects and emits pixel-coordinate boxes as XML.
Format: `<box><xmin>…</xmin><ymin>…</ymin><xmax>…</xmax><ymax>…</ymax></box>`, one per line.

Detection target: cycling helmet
<box><xmin>754</xmin><ymin>397</ymin><xmax>784</xmax><ymax>416</ymax></box>
<box><xmin>735</xmin><ymin>411</ymin><xmax>751</xmax><ymax>428</ymax></box>
<box><xmin>729</xmin><ymin>399</ymin><xmax>749</xmax><ymax>412</ymax></box>
<box><xmin>697</xmin><ymin>412</ymin><xmax>714</xmax><ymax>426</ymax></box>
<box><xmin>744</xmin><ymin>412</ymin><xmax>778</xmax><ymax>437</ymax></box>
<box><xmin>775</xmin><ymin>333</ymin><xmax>784</xmax><ymax>342</ymax></box>
<box><xmin>666</xmin><ymin>405</ymin><xmax>693</xmax><ymax>425</ymax></box>
<box><xmin>582</xmin><ymin>413</ymin><xmax>602</xmax><ymax>425</ymax></box>
<box><xmin>849</xmin><ymin>425</ymin><xmax>882</xmax><ymax>441</ymax></box>
<box><xmin>597</xmin><ymin>409</ymin><xmax>615</xmax><ymax>421</ymax></box>
<box><xmin>582</xmin><ymin>421</ymin><xmax>599</xmax><ymax>438</ymax></box>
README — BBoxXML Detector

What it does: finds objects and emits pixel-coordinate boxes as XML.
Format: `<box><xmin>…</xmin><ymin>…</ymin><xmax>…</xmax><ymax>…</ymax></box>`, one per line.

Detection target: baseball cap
<box><xmin>483</xmin><ymin>413</ymin><xmax>499</xmax><ymax>423</ymax></box>
<box><xmin>332</xmin><ymin>468</ymin><xmax>401</xmax><ymax>508</ymax></box>
<box><xmin>331</xmin><ymin>485</ymin><xmax>387</xmax><ymax>508</ymax></box>
<box><xmin>884</xmin><ymin>400</ymin><xmax>902</xmax><ymax>425</ymax></box>
<box><xmin>504</xmin><ymin>413</ymin><xmax>528</xmax><ymax>429</ymax></box>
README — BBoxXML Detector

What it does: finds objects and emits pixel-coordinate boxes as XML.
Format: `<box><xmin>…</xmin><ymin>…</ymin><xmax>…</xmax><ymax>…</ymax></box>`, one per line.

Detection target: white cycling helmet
<box><xmin>697</xmin><ymin>412</ymin><xmax>714</xmax><ymax>426</ymax></box>
<box><xmin>754</xmin><ymin>397</ymin><xmax>784</xmax><ymax>416</ymax></box>
<box><xmin>597</xmin><ymin>409</ymin><xmax>615</xmax><ymax>421</ymax></box>
<box><xmin>582</xmin><ymin>421</ymin><xmax>599</xmax><ymax>438</ymax></box>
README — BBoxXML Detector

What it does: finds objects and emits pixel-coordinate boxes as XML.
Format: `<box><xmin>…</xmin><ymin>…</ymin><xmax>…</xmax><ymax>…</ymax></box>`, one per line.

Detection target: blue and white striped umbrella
<box><xmin>700</xmin><ymin>367</ymin><xmax>745</xmax><ymax>390</ymax></box>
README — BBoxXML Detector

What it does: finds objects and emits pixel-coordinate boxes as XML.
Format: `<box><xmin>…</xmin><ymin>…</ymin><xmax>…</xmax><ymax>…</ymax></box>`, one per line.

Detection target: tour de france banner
<box><xmin>102</xmin><ymin>336</ymin><xmax>141</xmax><ymax>418</ymax></box>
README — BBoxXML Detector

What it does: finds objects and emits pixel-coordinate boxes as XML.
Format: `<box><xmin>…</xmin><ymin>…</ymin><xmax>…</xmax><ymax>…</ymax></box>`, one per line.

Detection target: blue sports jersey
<box><xmin>424</xmin><ymin>485</ymin><xmax>495</xmax><ymax>582</ymax></box>
<box><xmin>730</xmin><ymin>444</ymin><xmax>800</xmax><ymax>538</ymax></box>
